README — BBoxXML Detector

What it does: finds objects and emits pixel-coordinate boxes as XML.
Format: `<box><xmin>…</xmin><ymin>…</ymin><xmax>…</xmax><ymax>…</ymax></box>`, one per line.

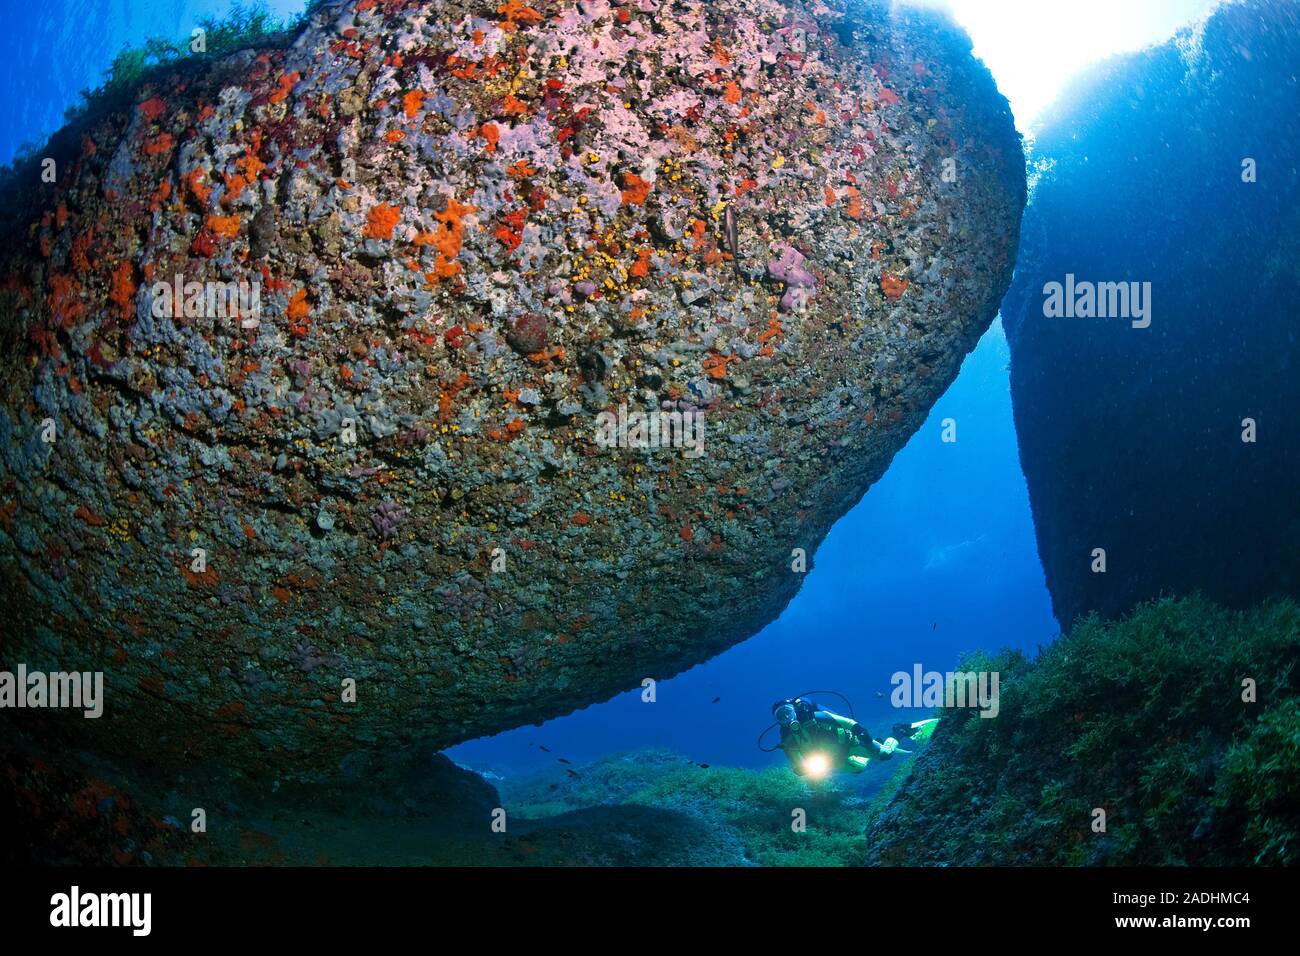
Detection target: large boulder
<box><xmin>1001</xmin><ymin>0</ymin><xmax>1300</xmax><ymax>627</ymax></box>
<box><xmin>0</xmin><ymin>0</ymin><xmax>1023</xmax><ymax>781</ymax></box>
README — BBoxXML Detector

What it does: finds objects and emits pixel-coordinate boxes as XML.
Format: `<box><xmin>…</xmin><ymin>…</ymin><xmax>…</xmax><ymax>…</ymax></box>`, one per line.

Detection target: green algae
<box><xmin>66</xmin><ymin>2</ymin><xmax>316</xmax><ymax>126</ymax></box>
<box><xmin>863</xmin><ymin>595</ymin><xmax>1300</xmax><ymax>866</ymax></box>
<box><xmin>501</xmin><ymin>749</ymin><xmax>889</xmax><ymax>867</ymax></box>
<box><xmin>1</xmin><ymin>2</ymin><xmax>320</xmax><ymax>203</ymax></box>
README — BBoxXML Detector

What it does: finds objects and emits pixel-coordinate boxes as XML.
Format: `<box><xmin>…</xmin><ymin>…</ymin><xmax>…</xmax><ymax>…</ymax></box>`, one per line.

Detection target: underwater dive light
<box><xmin>802</xmin><ymin>752</ymin><xmax>831</xmax><ymax>779</ymax></box>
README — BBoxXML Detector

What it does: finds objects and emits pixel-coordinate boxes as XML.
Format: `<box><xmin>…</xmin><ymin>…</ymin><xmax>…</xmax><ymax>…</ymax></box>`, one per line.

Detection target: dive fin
<box><xmin>908</xmin><ymin>717</ymin><xmax>940</xmax><ymax>742</ymax></box>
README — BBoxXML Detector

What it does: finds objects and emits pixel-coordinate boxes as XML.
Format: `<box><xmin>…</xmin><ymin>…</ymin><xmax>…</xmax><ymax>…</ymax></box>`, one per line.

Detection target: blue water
<box><xmin>0</xmin><ymin>0</ymin><xmax>305</xmax><ymax>164</ymax></box>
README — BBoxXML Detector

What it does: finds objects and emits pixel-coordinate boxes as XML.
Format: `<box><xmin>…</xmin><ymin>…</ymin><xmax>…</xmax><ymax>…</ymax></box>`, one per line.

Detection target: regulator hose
<box><xmin>757</xmin><ymin>690</ymin><xmax>857</xmax><ymax>752</ymax></box>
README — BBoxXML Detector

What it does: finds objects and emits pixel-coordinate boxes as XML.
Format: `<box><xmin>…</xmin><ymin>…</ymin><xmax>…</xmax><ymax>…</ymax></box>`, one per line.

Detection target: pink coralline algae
<box><xmin>768</xmin><ymin>245</ymin><xmax>819</xmax><ymax>312</ymax></box>
<box><xmin>370</xmin><ymin>501</ymin><xmax>407</xmax><ymax>541</ymax></box>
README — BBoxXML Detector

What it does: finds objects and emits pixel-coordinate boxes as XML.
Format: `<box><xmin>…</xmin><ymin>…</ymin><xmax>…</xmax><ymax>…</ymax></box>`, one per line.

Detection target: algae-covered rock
<box><xmin>0</xmin><ymin>0</ymin><xmax>1023</xmax><ymax>780</ymax></box>
<box><xmin>863</xmin><ymin>597</ymin><xmax>1300</xmax><ymax>866</ymax></box>
<box><xmin>501</xmin><ymin>748</ymin><xmax>876</xmax><ymax>865</ymax></box>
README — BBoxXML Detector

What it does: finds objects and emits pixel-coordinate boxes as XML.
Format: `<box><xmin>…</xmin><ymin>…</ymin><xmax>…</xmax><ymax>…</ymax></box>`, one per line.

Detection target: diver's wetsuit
<box><xmin>779</xmin><ymin>708</ymin><xmax>891</xmax><ymax>775</ymax></box>
<box><xmin>776</xmin><ymin>702</ymin><xmax>939</xmax><ymax>776</ymax></box>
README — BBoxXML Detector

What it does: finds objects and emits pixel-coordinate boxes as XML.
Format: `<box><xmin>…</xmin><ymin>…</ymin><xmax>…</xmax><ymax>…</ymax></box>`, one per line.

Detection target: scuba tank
<box><xmin>757</xmin><ymin>690</ymin><xmax>856</xmax><ymax>752</ymax></box>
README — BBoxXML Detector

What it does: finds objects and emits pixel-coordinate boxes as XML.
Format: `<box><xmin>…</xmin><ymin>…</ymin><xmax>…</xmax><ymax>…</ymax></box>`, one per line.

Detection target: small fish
<box><xmin>557</xmin><ymin>757</ymin><xmax>571</xmax><ymax>765</ymax></box>
<box><xmin>565</xmin><ymin>769</ymin><xmax>580</xmax><ymax>779</ymax></box>
<box><xmin>874</xmin><ymin>691</ymin><xmax>884</xmax><ymax>699</ymax></box>
<box><xmin>932</xmin><ymin>622</ymin><xmax>937</xmax><ymax>631</ymax></box>
<box><xmin>723</xmin><ymin>203</ymin><xmax>739</xmax><ymax>272</ymax></box>
<box><xmin>711</xmin><ymin>696</ymin><xmax>721</xmax><ymax>704</ymax></box>
<box><xmin>698</xmin><ymin>763</ymin><xmax>710</xmax><ymax>769</ymax></box>
<box><xmin>538</xmin><ymin>745</ymin><xmax>551</xmax><ymax>752</ymax></box>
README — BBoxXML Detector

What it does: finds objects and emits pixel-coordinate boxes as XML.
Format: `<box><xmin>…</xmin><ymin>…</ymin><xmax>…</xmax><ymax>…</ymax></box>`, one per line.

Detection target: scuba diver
<box><xmin>768</xmin><ymin>695</ymin><xmax>940</xmax><ymax>779</ymax></box>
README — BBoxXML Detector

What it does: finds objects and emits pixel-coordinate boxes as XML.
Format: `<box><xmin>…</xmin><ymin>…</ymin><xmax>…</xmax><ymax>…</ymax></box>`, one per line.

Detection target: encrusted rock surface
<box><xmin>0</xmin><ymin>0</ymin><xmax>1023</xmax><ymax>780</ymax></box>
